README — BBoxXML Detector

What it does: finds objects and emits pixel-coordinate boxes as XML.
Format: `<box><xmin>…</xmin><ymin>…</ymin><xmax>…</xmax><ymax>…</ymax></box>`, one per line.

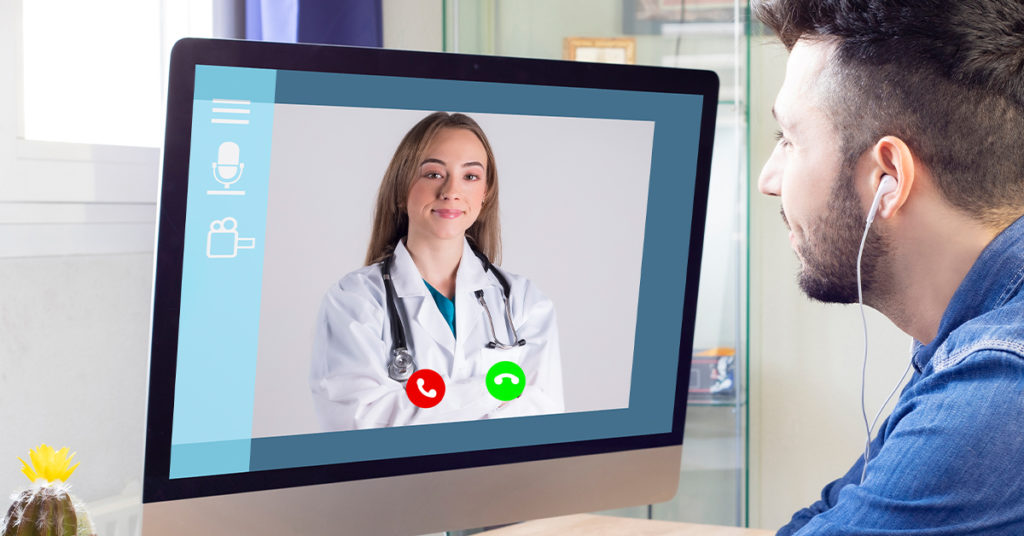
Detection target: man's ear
<box><xmin>871</xmin><ymin>136</ymin><xmax>915</xmax><ymax>220</ymax></box>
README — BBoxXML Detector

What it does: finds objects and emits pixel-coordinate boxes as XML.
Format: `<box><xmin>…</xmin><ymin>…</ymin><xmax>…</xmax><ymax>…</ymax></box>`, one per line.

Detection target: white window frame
<box><xmin>1</xmin><ymin>0</ymin><xmax>238</xmax><ymax>258</ymax></box>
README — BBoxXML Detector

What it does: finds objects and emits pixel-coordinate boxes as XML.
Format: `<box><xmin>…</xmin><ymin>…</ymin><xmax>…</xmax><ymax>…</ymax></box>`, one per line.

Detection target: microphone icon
<box><xmin>211</xmin><ymin>141</ymin><xmax>245</xmax><ymax>192</ymax></box>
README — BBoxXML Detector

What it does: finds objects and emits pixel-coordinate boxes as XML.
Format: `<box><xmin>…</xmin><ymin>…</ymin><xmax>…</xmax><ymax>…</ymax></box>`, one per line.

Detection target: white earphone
<box><xmin>866</xmin><ymin>174</ymin><xmax>898</xmax><ymax>224</ymax></box>
<box><xmin>858</xmin><ymin>172</ymin><xmax>914</xmax><ymax>484</ymax></box>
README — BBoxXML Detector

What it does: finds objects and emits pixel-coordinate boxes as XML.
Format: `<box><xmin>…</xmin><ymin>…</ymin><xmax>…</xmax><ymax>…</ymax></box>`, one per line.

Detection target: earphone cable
<box><xmin>857</xmin><ymin>218</ymin><xmax>914</xmax><ymax>484</ymax></box>
<box><xmin>857</xmin><ymin>219</ymin><xmax>872</xmax><ymax>484</ymax></box>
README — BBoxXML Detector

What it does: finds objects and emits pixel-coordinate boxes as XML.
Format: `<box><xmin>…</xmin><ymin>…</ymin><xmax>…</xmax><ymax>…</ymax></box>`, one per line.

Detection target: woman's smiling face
<box><xmin>405</xmin><ymin>127</ymin><xmax>489</xmax><ymax>243</ymax></box>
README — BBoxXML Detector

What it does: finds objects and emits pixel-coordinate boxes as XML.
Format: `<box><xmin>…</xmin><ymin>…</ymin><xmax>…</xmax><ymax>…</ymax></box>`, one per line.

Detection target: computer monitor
<box><xmin>142</xmin><ymin>38</ymin><xmax>717</xmax><ymax>535</ymax></box>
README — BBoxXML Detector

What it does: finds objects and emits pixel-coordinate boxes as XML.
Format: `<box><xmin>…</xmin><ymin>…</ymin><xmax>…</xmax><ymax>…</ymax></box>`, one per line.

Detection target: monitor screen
<box><xmin>143</xmin><ymin>38</ymin><xmax>716</xmax><ymax>534</ymax></box>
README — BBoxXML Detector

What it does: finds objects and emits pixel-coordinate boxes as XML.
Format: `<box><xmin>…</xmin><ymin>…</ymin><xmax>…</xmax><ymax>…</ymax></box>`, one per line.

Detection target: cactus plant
<box><xmin>2</xmin><ymin>445</ymin><xmax>95</xmax><ymax>536</ymax></box>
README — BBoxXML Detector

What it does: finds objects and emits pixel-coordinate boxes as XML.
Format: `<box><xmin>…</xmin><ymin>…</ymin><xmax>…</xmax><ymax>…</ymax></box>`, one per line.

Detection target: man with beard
<box><xmin>754</xmin><ymin>0</ymin><xmax>1024</xmax><ymax>534</ymax></box>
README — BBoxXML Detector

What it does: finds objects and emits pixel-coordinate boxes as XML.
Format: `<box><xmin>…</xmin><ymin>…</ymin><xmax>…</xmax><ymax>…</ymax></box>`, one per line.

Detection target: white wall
<box><xmin>0</xmin><ymin>255</ymin><xmax>152</xmax><ymax>499</ymax></box>
<box><xmin>746</xmin><ymin>37</ymin><xmax>914</xmax><ymax>530</ymax></box>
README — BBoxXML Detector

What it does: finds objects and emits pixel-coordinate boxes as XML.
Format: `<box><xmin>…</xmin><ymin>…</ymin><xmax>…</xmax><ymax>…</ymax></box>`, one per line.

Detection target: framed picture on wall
<box><xmin>563</xmin><ymin>37</ymin><xmax>637</xmax><ymax>65</ymax></box>
<box><xmin>623</xmin><ymin>0</ymin><xmax>734</xmax><ymax>34</ymax></box>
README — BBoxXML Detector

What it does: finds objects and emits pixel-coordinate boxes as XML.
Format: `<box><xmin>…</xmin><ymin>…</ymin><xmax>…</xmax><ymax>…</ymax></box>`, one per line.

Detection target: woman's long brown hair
<box><xmin>364</xmin><ymin>112</ymin><xmax>502</xmax><ymax>266</ymax></box>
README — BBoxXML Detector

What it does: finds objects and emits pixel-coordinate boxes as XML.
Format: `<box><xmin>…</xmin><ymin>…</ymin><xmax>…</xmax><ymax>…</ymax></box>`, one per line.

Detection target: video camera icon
<box><xmin>206</xmin><ymin>217</ymin><xmax>256</xmax><ymax>259</ymax></box>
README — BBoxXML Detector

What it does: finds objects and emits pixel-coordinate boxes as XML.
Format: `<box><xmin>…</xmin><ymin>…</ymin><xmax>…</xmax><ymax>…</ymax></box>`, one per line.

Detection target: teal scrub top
<box><xmin>423</xmin><ymin>280</ymin><xmax>455</xmax><ymax>337</ymax></box>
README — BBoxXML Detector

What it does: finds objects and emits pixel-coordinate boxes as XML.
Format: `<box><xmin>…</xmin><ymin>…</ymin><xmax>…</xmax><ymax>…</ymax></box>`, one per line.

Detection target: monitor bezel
<box><xmin>144</xmin><ymin>37</ymin><xmax>717</xmax><ymax>503</ymax></box>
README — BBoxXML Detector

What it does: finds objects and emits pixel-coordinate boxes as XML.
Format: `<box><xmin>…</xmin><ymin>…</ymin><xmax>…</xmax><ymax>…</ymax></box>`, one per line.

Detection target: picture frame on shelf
<box><xmin>563</xmin><ymin>37</ymin><xmax>637</xmax><ymax>64</ymax></box>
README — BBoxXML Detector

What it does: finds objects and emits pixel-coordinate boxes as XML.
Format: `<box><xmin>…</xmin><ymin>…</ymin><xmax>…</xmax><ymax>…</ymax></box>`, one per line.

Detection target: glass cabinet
<box><xmin>444</xmin><ymin>0</ymin><xmax>750</xmax><ymax>527</ymax></box>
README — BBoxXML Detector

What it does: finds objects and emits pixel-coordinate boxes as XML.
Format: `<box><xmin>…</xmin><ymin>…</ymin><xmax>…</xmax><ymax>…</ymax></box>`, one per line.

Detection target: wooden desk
<box><xmin>478</xmin><ymin>514</ymin><xmax>774</xmax><ymax>536</ymax></box>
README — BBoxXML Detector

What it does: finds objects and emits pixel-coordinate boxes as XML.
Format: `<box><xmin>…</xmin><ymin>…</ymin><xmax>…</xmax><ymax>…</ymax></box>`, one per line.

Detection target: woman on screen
<box><xmin>310</xmin><ymin>112</ymin><xmax>565</xmax><ymax>431</ymax></box>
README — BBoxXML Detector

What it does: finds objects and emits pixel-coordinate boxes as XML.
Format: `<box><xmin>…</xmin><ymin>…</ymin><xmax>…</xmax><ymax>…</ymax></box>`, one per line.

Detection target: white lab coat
<box><xmin>310</xmin><ymin>238</ymin><xmax>564</xmax><ymax>431</ymax></box>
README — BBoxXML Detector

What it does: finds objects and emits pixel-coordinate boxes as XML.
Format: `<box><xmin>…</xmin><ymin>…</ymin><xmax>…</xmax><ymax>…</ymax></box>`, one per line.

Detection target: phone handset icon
<box><xmin>486</xmin><ymin>361</ymin><xmax>527</xmax><ymax>401</ymax></box>
<box><xmin>417</xmin><ymin>377</ymin><xmax>438</xmax><ymax>398</ymax></box>
<box><xmin>493</xmin><ymin>373</ymin><xmax>520</xmax><ymax>385</ymax></box>
<box><xmin>406</xmin><ymin>369</ymin><xmax>445</xmax><ymax>408</ymax></box>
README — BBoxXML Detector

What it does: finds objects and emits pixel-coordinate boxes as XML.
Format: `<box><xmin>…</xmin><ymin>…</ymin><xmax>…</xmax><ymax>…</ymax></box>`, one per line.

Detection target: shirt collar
<box><xmin>390</xmin><ymin>240</ymin><xmax>425</xmax><ymax>298</ymax></box>
<box><xmin>390</xmin><ymin>238</ymin><xmax>495</xmax><ymax>298</ymax></box>
<box><xmin>912</xmin><ymin>213</ymin><xmax>1024</xmax><ymax>371</ymax></box>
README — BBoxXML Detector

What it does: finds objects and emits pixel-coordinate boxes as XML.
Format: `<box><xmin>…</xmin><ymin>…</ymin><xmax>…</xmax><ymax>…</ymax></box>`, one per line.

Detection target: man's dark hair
<box><xmin>754</xmin><ymin>0</ymin><xmax>1024</xmax><ymax>227</ymax></box>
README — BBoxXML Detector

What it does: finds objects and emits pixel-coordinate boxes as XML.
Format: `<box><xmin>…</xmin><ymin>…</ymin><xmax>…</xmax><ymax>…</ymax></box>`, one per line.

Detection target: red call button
<box><xmin>406</xmin><ymin>369</ymin><xmax>446</xmax><ymax>408</ymax></box>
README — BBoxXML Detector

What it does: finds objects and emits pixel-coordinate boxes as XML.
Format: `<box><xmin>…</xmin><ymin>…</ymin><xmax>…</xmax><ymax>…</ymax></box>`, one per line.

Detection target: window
<box><xmin>21</xmin><ymin>0</ymin><xmax>214</xmax><ymax>147</ymax></box>
<box><xmin>3</xmin><ymin>0</ymin><xmax>217</xmax><ymax>257</ymax></box>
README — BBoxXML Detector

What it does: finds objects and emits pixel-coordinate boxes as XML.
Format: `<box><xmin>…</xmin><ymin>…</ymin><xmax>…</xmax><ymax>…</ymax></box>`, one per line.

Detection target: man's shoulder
<box><xmin>932</xmin><ymin>297</ymin><xmax>1024</xmax><ymax>372</ymax></box>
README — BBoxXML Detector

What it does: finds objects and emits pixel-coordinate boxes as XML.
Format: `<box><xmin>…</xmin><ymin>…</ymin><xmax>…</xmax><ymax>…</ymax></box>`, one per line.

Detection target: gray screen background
<box><xmin>251</xmin><ymin>106</ymin><xmax>654</xmax><ymax>438</ymax></box>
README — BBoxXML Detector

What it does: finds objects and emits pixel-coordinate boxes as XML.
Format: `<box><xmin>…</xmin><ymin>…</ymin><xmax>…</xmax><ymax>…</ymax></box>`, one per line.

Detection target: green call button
<box><xmin>485</xmin><ymin>361</ymin><xmax>526</xmax><ymax>401</ymax></box>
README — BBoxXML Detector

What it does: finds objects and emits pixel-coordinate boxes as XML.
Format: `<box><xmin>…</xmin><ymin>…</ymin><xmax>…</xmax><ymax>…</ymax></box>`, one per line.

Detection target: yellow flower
<box><xmin>18</xmin><ymin>444</ymin><xmax>79</xmax><ymax>483</ymax></box>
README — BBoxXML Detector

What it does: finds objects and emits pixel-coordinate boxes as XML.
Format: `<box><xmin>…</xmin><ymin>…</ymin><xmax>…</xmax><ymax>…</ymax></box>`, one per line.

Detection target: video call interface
<box><xmin>168</xmin><ymin>65</ymin><xmax>705</xmax><ymax>479</ymax></box>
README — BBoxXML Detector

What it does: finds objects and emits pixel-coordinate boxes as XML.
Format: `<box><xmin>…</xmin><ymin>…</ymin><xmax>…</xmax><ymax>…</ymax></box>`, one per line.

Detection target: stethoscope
<box><xmin>382</xmin><ymin>242</ymin><xmax>525</xmax><ymax>382</ymax></box>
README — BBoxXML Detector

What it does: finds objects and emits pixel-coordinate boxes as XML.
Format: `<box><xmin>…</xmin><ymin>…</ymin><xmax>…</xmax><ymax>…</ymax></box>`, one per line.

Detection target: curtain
<box><xmin>245</xmin><ymin>0</ymin><xmax>382</xmax><ymax>47</ymax></box>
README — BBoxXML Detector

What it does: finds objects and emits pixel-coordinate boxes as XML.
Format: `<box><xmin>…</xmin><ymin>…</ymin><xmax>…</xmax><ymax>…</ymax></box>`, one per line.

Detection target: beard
<box><xmin>791</xmin><ymin>169</ymin><xmax>890</xmax><ymax>304</ymax></box>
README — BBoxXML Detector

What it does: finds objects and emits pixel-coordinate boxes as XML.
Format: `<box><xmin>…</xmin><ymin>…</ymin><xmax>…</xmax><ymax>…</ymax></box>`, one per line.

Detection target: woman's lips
<box><xmin>432</xmin><ymin>209</ymin><xmax>463</xmax><ymax>219</ymax></box>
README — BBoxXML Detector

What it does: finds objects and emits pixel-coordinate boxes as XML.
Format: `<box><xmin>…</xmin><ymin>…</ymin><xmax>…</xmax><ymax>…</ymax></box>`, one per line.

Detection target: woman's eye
<box><xmin>425</xmin><ymin>171</ymin><xmax>444</xmax><ymax>179</ymax></box>
<box><xmin>464</xmin><ymin>173</ymin><xmax>480</xmax><ymax>181</ymax></box>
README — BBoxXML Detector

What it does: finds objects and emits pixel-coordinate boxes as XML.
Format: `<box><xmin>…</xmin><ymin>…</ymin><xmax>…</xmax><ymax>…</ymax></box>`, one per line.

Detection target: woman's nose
<box><xmin>439</xmin><ymin>177</ymin><xmax>461</xmax><ymax>200</ymax></box>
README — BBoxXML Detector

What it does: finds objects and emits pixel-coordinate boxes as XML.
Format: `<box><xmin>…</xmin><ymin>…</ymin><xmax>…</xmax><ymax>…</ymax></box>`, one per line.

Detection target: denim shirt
<box><xmin>779</xmin><ymin>214</ymin><xmax>1024</xmax><ymax>535</ymax></box>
